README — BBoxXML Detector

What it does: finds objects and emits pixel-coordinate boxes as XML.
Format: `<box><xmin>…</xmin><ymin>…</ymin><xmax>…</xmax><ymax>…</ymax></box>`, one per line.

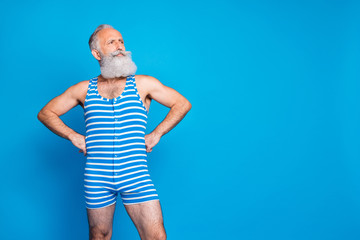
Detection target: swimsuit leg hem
<box><xmin>123</xmin><ymin>198</ymin><xmax>160</xmax><ymax>206</ymax></box>
<box><xmin>86</xmin><ymin>200</ymin><xmax>117</xmax><ymax>210</ymax></box>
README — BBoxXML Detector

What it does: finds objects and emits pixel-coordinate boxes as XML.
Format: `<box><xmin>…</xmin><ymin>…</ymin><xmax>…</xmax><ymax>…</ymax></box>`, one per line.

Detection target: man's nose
<box><xmin>115</xmin><ymin>42</ymin><xmax>124</xmax><ymax>51</ymax></box>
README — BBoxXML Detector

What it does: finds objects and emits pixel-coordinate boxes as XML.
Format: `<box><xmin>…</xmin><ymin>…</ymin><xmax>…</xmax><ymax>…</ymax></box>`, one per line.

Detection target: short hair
<box><xmin>88</xmin><ymin>24</ymin><xmax>114</xmax><ymax>51</ymax></box>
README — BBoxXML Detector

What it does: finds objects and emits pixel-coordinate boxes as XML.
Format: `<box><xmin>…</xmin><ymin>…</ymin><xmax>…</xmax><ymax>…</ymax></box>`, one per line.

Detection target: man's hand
<box><xmin>145</xmin><ymin>132</ymin><xmax>161</xmax><ymax>153</ymax></box>
<box><xmin>69</xmin><ymin>133</ymin><xmax>87</xmax><ymax>156</ymax></box>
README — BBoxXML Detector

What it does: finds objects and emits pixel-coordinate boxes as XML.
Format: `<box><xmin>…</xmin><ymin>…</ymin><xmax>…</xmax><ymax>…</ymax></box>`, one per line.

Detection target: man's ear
<box><xmin>91</xmin><ymin>49</ymin><xmax>101</xmax><ymax>61</ymax></box>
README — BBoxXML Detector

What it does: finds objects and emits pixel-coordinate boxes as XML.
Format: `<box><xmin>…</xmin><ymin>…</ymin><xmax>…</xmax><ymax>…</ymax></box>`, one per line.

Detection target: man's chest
<box><xmin>97</xmin><ymin>84</ymin><xmax>125</xmax><ymax>99</ymax></box>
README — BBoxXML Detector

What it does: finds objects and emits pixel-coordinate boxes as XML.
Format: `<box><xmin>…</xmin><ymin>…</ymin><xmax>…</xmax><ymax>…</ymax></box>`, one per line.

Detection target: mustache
<box><xmin>111</xmin><ymin>50</ymin><xmax>130</xmax><ymax>57</ymax></box>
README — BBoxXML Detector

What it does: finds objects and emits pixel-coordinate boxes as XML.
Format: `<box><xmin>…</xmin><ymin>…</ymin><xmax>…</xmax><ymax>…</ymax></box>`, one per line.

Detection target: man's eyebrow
<box><xmin>106</xmin><ymin>38</ymin><xmax>124</xmax><ymax>43</ymax></box>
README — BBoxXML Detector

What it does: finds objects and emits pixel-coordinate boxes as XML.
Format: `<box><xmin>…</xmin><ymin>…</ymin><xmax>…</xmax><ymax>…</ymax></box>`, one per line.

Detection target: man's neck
<box><xmin>98</xmin><ymin>74</ymin><xmax>127</xmax><ymax>83</ymax></box>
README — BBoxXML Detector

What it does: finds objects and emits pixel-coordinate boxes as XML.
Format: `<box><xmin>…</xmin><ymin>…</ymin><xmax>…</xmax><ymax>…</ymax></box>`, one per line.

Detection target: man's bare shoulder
<box><xmin>74</xmin><ymin>79</ymin><xmax>90</xmax><ymax>88</ymax></box>
<box><xmin>68</xmin><ymin>80</ymin><xmax>89</xmax><ymax>95</ymax></box>
<box><xmin>64</xmin><ymin>80</ymin><xmax>90</xmax><ymax>106</ymax></box>
<box><xmin>135</xmin><ymin>74</ymin><xmax>154</xmax><ymax>81</ymax></box>
<box><xmin>134</xmin><ymin>74</ymin><xmax>162</xmax><ymax>88</ymax></box>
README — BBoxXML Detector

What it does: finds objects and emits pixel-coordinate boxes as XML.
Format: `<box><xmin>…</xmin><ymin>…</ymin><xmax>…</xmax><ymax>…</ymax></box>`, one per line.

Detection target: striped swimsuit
<box><xmin>83</xmin><ymin>74</ymin><xmax>159</xmax><ymax>209</ymax></box>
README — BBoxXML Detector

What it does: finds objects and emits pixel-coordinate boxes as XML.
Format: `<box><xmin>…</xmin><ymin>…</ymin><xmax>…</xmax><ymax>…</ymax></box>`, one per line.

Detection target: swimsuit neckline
<box><xmin>94</xmin><ymin>75</ymin><xmax>130</xmax><ymax>101</ymax></box>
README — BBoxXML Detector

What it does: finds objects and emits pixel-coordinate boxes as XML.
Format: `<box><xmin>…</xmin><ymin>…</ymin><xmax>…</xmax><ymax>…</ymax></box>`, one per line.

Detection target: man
<box><xmin>37</xmin><ymin>24</ymin><xmax>192</xmax><ymax>240</ymax></box>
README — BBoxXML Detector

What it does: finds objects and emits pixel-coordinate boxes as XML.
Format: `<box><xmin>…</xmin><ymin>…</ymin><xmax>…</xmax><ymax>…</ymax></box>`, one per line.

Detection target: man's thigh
<box><xmin>87</xmin><ymin>202</ymin><xmax>116</xmax><ymax>232</ymax></box>
<box><xmin>124</xmin><ymin>200</ymin><xmax>165</xmax><ymax>237</ymax></box>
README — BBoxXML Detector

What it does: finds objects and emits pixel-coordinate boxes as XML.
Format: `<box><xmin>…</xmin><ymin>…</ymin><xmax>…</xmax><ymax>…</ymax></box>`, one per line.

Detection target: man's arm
<box><xmin>37</xmin><ymin>81</ymin><xmax>88</xmax><ymax>155</ymax></box>
<box><xmin>142</xmin><ymin>75</ymin><xmax>192</xmax><ymax>152</ymax></box>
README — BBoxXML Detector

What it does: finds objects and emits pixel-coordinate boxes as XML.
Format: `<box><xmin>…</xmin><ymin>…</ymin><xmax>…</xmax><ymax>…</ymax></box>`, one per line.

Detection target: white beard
<box><xmin>99</xmin><ymin>50</ymin><xmax>137</xmax><ymax>78</ymax></box>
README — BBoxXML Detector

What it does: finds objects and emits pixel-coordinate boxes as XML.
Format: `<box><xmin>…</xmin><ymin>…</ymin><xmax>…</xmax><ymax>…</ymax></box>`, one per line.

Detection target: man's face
<box><xmin>97</xmin><ymin>28</ymin><xmax>126</xmax><ymax>57</ymax></box>
<box><xmin>92</xmin><ymin>28</ymin><xmax>137</xmax><ymax>79</ymax></box>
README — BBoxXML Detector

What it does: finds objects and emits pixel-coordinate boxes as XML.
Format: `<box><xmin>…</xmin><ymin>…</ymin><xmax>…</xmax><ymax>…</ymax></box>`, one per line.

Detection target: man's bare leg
<box><xmin>124</xmin><ymin>200</ymin><xmax>166</xmax><ymax>240</ymax></box>
<box><xmin>87</xmin><ymin>202</ymin><xmax>116</xmax><ymax>240</ymax></box>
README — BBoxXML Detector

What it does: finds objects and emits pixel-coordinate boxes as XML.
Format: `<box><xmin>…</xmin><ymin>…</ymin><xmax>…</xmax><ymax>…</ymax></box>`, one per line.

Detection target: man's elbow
<box><xmin>37</xmin><ymin>108</ymin><xmax>52</xmax><ymax>123</ymax></box>
<box><xmin>173</xmin><ymin>97</ymin><xmax>191</xmax><ymax>112</ymax></box>
<box><xmin>182</xmin><ymin>100</ymin><xmax>192</xmax><ymax>112</ymax></box>
<box><xmin>186</xmin><ymin>101</ymin><xmax>192</xmax><ymax>111</ymax></box>
<box><xmin>37</xmin><ymin>109</ymin><xmax>46</xmax><ymax>122</ymax></box>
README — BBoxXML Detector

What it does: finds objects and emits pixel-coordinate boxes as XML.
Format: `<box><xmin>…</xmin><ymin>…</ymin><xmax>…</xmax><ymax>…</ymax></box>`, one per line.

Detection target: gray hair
<box><xmin>88</xmin><ymin>24</ymin><xmax>114</xmax><ymax>51</ymax></box>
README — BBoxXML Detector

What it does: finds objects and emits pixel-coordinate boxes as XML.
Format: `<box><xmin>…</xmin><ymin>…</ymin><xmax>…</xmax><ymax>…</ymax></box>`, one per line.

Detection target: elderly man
<box><xmin>37</xmin><ymin>24</ymin><xmax>192</xmax><ymax>240</ymax></box>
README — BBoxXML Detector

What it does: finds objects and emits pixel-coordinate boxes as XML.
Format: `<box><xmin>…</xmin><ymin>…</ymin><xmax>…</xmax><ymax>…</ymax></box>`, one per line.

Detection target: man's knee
<box><xmin>89</xmin><ymin>225</ymin><xmax>112</xmax><ymax>240</ymax></box>
<box><xmin>152</xmin><ymin>231</ymin><xmax>167</xmax><ymax>240</ymax></box>
<box><xmin>144</xmin><ymin>224</ymin><xmax>167</xmax><ymax>240</ymax></box>
<box><xmin>156</xmin><ymin>230</ymin><xmax>167</xmax><ymax>240</ymax></box>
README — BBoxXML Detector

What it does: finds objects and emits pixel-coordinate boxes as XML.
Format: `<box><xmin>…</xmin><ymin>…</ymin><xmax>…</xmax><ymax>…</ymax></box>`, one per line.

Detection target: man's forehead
<box><xmin>97</xmin><ymin>28</ymin><xmax>123</xmax><ymax>42</ymax></box>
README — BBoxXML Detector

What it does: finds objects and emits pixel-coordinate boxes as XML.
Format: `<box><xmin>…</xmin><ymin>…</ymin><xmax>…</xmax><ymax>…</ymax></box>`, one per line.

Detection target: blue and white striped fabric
<box><xmin>83</xmin><ymin>74</ymin><xmax>159</xmax><ymax>209</ymax></box>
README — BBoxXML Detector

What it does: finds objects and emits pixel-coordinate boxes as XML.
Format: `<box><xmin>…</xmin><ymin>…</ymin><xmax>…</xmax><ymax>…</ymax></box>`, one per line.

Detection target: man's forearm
<box><xmin>37</xmin><ymin>110</ymin><xmax>78</xmax><ymax>141</ymax></box>
<box><xmin>152</xmin><ymin>101</ymin><xmax>192</xmax><ymax>137</ymax></box>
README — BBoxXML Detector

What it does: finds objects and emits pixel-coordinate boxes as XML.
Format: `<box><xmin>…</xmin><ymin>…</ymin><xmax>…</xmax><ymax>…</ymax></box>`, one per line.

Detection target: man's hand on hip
<box><xmin>145</xmin><ymin>132</ymin><xmax>161</xmax><ymax>153</ymax></box>
<box><xmin>69</xmin><ymin>133</ymin><xmax>87</xmax><ymax>156</ymax></box>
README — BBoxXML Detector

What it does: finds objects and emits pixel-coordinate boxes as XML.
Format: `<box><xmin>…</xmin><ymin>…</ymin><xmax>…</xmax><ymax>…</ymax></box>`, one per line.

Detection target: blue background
<box><xmin>1</xmin><ymin>0</ymin><xmax>359</xmax><ymax>239</ymax></box>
